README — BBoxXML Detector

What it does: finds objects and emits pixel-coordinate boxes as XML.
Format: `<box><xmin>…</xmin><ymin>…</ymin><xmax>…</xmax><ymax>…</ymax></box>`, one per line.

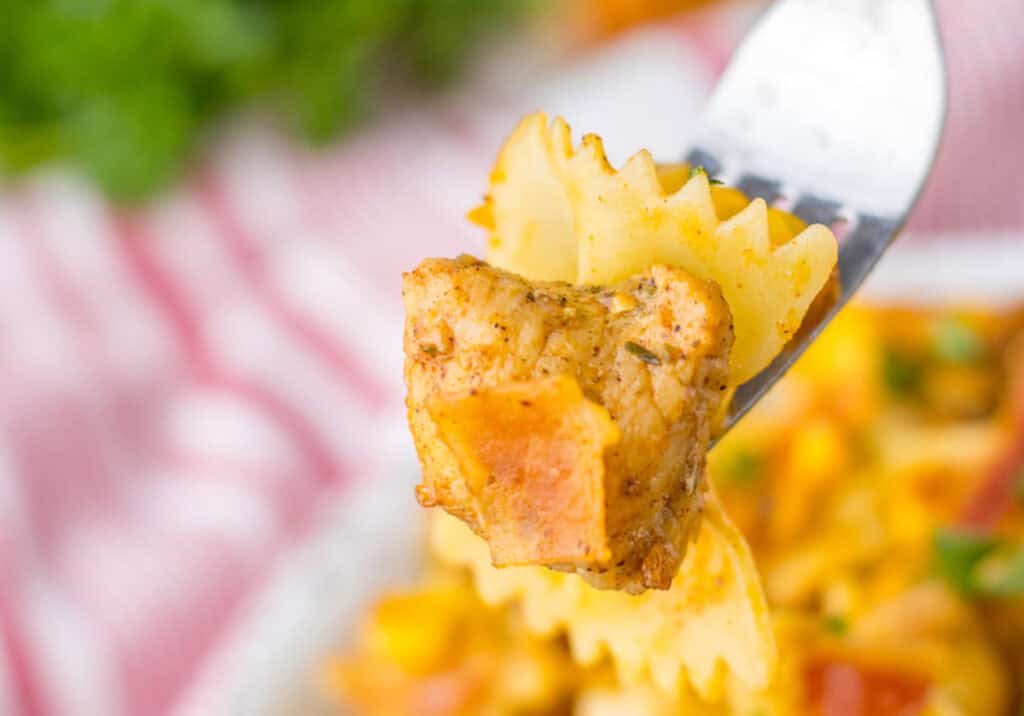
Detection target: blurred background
<box><xmin>0</xmin><ymin>1</ymin><xmax>1022</xmax><ymax>715</ymax></box>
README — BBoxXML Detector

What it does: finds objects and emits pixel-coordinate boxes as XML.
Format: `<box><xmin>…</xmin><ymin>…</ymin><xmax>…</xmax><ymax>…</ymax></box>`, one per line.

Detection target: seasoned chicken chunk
<box><xmin>403</xmin><ymin>256</ymin><xmax>733</xmax><ymax>592</ymax></box>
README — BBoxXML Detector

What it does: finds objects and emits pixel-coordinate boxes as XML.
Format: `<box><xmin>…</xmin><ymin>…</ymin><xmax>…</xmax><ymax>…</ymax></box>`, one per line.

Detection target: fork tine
<box><xmin>790</xmin><ymin>195</ymin><xmax>844</xmax><ymax>227</ymax></box>
<box><xmin>687</xmin><ymin>0</ymin><xmax>945</xmax><ymax>442</ymax></box>
<box><xmin>837</xmin><ymin>215</ymin><xmax>901</xmax><ymax>284</ymax></box>
<box><xmin>735</xmin><ymin>175</ymin><xmax>782</xmax><ymax>203</ymax></box>
<box><xmin>683</xmin><ymin>148</ymin><xmax>722</xmax><ymax>177</ymax></box>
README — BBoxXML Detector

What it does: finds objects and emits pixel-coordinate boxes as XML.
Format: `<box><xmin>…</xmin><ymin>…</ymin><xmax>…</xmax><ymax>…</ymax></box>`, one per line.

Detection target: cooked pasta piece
<box><xmin>430</xmin><ymin>492</ymin><xmax>777</xmax><ymax>700</ymax></box>
<box><xmin>472</xmin><ymin>112</ymin><xmax>837</xmax><ymax>383</ymax></box>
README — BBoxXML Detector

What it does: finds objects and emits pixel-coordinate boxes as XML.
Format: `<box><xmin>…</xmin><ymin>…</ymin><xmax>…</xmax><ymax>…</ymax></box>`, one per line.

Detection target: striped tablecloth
<box><xmin>0</xmin><ymin>1</ymin><xmax>1021</xmax><ymax>714</ymax></box>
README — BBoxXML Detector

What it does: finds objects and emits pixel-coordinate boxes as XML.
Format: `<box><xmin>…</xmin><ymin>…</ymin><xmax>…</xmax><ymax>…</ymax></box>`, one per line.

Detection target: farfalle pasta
<box><xmin>429</xmin><ymin>490</ymin><xmax>776</xmax><ymax>700</ymax></box>
<box><xmin>406</xmin><ymin>113</ymin><xmax>837</xmax><ymax>591</ymax></box>
<box><xmin>472</xmin><ymin>112</ymin><xmax>838</xmax><ymax>383</ymax></box>
<box><xmin>385</xmin><ymin>112</ymin><xmax>847</xmax><ymax>708</ymax></box>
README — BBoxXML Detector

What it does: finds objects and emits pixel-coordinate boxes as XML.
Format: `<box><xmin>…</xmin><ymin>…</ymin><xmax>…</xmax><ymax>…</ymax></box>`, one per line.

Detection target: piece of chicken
<box><xmin>403</xmin><ymin>256</ymin><xmax>733</xmax><ymax>592</ymax></box>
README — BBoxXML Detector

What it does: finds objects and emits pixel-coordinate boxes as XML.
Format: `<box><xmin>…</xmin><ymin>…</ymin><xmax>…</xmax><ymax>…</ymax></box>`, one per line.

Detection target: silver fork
<box><xmin>690</xmin><ymin>0</ymin><xmax>947</xmax><ymax>440</ymax></box>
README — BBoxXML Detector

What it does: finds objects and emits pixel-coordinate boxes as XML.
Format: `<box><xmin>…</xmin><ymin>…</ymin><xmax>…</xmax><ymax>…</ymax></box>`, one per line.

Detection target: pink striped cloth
<box><xmin>0</xmin><ymin>2</ymin><xmax>1021</xmax><ymax>714</ymax></box>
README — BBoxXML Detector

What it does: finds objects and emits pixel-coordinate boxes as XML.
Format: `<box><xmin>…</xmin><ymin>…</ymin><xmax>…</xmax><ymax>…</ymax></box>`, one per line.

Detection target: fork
<box><xmin>688</xmin><ymin>0</ymin><xmax>947</xmax><ymax>441</ymax></box>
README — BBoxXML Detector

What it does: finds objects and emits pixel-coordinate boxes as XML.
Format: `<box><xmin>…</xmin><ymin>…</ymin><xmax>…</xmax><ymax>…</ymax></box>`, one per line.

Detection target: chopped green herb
<box><xmin>0</xmin><ymin>0</ymin><xmax>533</xmax><ymax>201</ymax></box>
<box><xmin>934</xmin><ymin>527</ymin><xmax>1024</xmax><ymax>598</ymax></box>
<box><xmin>933</xmin><ymin>527</ymin><xmax>998</xmax><ymax>596</ymax></box>
<box><xmin>975</xmin><ymin>547</ymin><xmax>1024</xmax><ymax>597</ymax></box>
<box><xmin>882</xmin><ymin>348</ymin><xmax>922</xmax><ymax>398</ymax></box>
<box><xmin>719</xmin><ymin>448</ymin><xmax>764</xmax><ymax>486</ymax></box>
<box><xmin>931</xmin><ymin>317</ymin><xmax>984</xmax><ymax>364</ymax></box>
<box><xmin>688</xmin><ymin>165</ymin><xmax>724</xmax><ymax>185</ymax></box>
<box><xmin>624</xmin><ymin>341</ymin><xmax>661</xmax><ymax>366</ymax></box>
<box><xmin>822</xmin><ymin>614</ymin><xmax>849</xmax><ymax>636</ymax></box>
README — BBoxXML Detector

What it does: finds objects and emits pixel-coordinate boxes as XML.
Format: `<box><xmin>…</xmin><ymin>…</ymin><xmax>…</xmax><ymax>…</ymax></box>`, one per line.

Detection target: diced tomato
<box><xmin>804</xmin><ymin>659</ymin><xmax>930</xmax><ymax>716</ymax></box>
<box><xmin>960</xmin><ymin>434</ymin><xmax>1024</xmax><ymax>530</ymax></box>
<box><xmin>960</xmin><ymin>360</ymin><xmax>1024</xmax><ymax>529</ymax></box>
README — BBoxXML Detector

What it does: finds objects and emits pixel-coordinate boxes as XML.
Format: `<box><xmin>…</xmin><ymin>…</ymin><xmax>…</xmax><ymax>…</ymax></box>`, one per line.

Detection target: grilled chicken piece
<box><xmin>403</xmin><ymin>256</ymin><xmax>733</xmax><ymax>592</ymax></box>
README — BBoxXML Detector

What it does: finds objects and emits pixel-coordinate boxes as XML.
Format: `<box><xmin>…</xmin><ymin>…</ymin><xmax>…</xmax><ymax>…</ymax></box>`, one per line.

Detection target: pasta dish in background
<box><xmin>328</xmin><ymin>302</ymin><xmax>1024</xmax><ymax>715</ymax></box>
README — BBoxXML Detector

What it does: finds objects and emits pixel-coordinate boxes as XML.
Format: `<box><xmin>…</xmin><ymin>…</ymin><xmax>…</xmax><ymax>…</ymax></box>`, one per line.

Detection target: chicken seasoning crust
<box><xmin>403</xmin><ymin>255</ymin><xmax>733</xmax><ymax>592</ymax></box>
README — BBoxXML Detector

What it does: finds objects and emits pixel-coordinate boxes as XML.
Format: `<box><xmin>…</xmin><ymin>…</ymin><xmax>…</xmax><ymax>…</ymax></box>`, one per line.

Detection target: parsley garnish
<box><xmin>882</xmin><ymin>348</ymin><xmax>922</xmax><ymax>398</ymax></box>
<box><xmin>931</xmin><ymin>317</ymin><xmax>983</xmax><ymax>364</ymax></box>
<box><xmin>822</xmin><ymin>615</ymin><xmax>849</xmax><ymax>636</ymax></box>
<box><xmin>719</xmin><ymin>448</ymin><xmax>764</xmax><ymax>486</ymax></box>
<box><xmin>977</xmin><ymin>548</ymin><xmax>1024</xmax><ymax>597</ymax></box>
<box><xmin>931</xmin><ymin>527</ymin><xmax>1024</xmax><ymax>598</ymax></box>
<box><xmin>689</xmin><ymin>165</ymin><xmax>724</xmax><ymax>185</ymax></box>
<box><xmin>0</xmin><ymin>1</ymin><xmax>532</xmax><ymax>201</ymax></box>
<box><xmin>933</xmin><ymin>527</ymin><xmax>997</xmax><ymax>596</ymax></box>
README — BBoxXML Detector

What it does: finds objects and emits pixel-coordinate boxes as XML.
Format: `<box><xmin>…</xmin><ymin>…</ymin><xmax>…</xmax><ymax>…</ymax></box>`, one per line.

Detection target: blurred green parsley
<box><xmin>717</xmin><ymin>446</ymin><xmax>765</xmax><ymax>486</ymax></box>
<box><xmin>822</xmin><ymin>614</ymin><xmax>849</xmax><ymax>636</ymax></box>
<box><xmin>933</xmin><ymin>527</ymin><xmax>1024</xmax><ymax>598</ymax></box>
<box><xmin>931</xmin><ymin>317</ymin><xmax>984</xmax><ymax>365</ymax></box>
<box><xmin>0</xmin><ymin>0</ymin><xmax>533</xmax><ymax>202</ymax></box>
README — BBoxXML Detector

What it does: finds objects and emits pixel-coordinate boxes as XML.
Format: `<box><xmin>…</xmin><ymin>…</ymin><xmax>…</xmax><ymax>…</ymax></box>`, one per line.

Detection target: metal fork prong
<box><xmin>718</xmin><ymin>212</ymin><xmax>901</xmax><ymax>437</ymax></box>
<box><xmin>684</xmin><ymin>148</ymin><xmax>723</xmax><ymax>177</ymax></box>
<box><xmin>837</xmin><ymin>214</ymin><xmax>901</xmax><ymax>284</ymax></box>
<box><xmin>791</xmin><ymin>195</ymin><xmax>844</xmax><ymax>227</ymax></box>
<box><xmin>689</xmin><ymin>0</ymin><xmax>946</xmax><ymax>443</ymax></box>
<box><xmin>725</xmin><ymin>297</ymin><xmax>844</xmax><ymax>431</ymax></box>
<box><xmin>735</xmin><ymin>175</ymin><xmax>783</xmax><ymax>203</ymax></box>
